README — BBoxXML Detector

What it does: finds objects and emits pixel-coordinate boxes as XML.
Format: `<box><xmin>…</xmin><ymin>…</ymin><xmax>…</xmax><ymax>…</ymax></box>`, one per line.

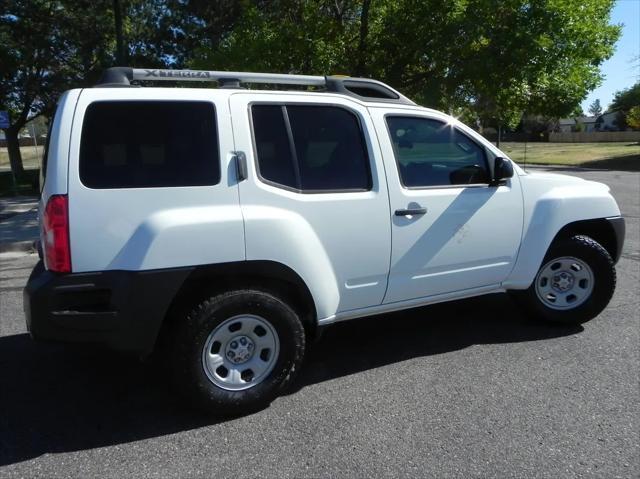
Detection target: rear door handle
<box><xmin>395</xmin><ymin>207</ymin><xmax>427</xmax><ymax>216</ymax></box>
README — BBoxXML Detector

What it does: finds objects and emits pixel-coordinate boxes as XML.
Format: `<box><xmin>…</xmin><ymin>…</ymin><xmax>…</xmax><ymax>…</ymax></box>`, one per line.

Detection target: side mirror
<box><xmin>492</xmin><ymin>157</ymin><xmax>513</xmax><ymax>185</ymax></box>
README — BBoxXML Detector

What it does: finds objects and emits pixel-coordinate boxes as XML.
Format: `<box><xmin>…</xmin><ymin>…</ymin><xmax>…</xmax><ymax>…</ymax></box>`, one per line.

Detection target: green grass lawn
<box><xmin>0</xmin><ymin>147</ymin><xmax>42</xmax><ymax>196</ymax></box>
<box><xmin>0</xmin><ymin>146</ymin><xmax>43</xmax><ymax>170</ymax></box>
<box><xmin>0</xmin><ymin>141</ymin><xmax>639</xmax><ymax>196</ymax></box>
<box><xmin>500</xmin><ymin>142</ymin><xmax>640</xmax><ymax>171</ymax></box>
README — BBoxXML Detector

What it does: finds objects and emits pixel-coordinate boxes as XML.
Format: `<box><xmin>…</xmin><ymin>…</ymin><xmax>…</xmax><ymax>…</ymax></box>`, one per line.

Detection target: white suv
<box><xmin>25</xmin><ymin>68</ymin><xmax>625</xmax><ymax>414</ymax></box>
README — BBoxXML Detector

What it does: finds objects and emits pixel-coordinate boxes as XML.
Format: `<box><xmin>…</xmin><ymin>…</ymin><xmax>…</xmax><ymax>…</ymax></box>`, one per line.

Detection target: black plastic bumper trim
<box><xmin>24</xmin><ymin>262</ymin><xmax>192</xmax><ymax>354</ymax></box>
<box><xmin>606</xmin><ymin>216</ymin><xmax>625</xmax><ymax>263</ymax></box>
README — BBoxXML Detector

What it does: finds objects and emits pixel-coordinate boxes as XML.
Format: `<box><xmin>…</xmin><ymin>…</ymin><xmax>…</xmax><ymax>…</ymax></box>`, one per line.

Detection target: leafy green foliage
<box><xmin>0</xmin><ymin>0</ymin><xmax>120</xmax><ymax>174</ymax></box>
<box><xmin>610</xmin><ymin>82</ymin><xmax>640</xmax><ymax>111</ymax></box>
<box><xmin>192</xmin><ymin>0</ymin><xmax>620</xmax><ymax>131</ymax></box>
<box><xmin>191</xmin><ymin>1</ymin><xmax>361</xmax><ymax>75</ymax></box>
<box><xmin>626</xmin><ymin>106</ymin><xmax>640</xmax><ymax>130</ymax></box>
<box><xmin>0</xmin><ymin>0</ymin><xmax>179</xmax><ymax>176</ymax></box>
<box><xmin>572</xmin><ymin>119</ymin><xmax>586</xmax><ymax>132</ymax></box>
<box><xmin>0</xmin><ymin>0</ymin><xmax>623</xmax><ymax>179</ymax></box>
<box><xmin>610</xmin><ymin>82</ymin><xmax>640</xmax><ymax>129</ymax></box>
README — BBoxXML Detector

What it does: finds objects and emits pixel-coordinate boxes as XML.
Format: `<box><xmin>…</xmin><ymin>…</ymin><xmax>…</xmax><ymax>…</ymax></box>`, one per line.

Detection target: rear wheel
<box><xmin>170</xmin><ymin>289</ymin><xmax>306</xmax><ymax>415</ymax></box>
<box><xmin>511</xmin><ymin>235</ymin><xmax>616</xmax><ymax>324</ymax></box>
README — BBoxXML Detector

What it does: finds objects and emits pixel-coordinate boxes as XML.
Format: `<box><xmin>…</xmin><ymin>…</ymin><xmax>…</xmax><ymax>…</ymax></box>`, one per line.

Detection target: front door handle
<box><xmin>395</xmin><ymin>207</ymin><xmax>427</xmax><ymax>216</ymax></box>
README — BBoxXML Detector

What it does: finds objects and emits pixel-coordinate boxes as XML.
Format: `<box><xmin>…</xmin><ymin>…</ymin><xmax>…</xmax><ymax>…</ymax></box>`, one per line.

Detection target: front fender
<box><xmin>503</xmin><ymin>173</ymin><xmax>621</xmax><ymax>289</ymax></box>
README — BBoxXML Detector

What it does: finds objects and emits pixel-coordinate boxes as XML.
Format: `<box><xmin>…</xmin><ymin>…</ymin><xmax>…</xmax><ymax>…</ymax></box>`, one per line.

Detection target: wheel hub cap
<box><xmin>551</xmin><ymin>271</ymin><xmax>574</xmax><ymax>292</ymax></box>
<box><xmin>534</xmin><ymin>256</ymin><xmax>594</xmax><ymax>310</ymax></box>
<box><xmin>201</xmin><ymin>314</ymin><xmax>280</xmax><ymax>391</ymax></box>
<box><xmin>225</xmin><ymin>335</ymin><xmax>254</xmax><ymax>364</ymax></box>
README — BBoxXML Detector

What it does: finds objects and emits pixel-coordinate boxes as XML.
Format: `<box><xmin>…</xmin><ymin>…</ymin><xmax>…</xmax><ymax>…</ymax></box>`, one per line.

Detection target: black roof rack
<box><xmin>96</xmin><ymin>67</ymin><xmax>415</xmax><ymax>105</ymax></box>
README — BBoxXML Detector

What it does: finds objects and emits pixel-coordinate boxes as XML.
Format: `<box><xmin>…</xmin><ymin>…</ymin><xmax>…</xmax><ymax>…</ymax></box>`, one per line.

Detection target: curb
<box><xmin>0</xmin><ymin>240</ymin><xmax>37</xmax><ymax>254</ymax></box>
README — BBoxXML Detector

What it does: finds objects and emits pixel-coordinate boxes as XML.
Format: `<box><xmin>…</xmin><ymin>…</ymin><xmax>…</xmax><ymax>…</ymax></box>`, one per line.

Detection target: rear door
<box><xmin>229</xmin><ymin>93</ymin><xmax>391</xmax><ymax>315</ymax></box>
<box><xmin>68</xmin><ymin>88</ymin><xmax>245</xmax><ymax>272</ymax></box>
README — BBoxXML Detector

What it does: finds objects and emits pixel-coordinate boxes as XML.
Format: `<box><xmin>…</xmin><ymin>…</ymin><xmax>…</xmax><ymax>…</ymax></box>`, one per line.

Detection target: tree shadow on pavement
<box><xmin>578</xmin><ymin>153</ymin><xmax>640</xmax><ymax>172</ymax></box>
<box><xmin>0</xmin><ymin>293</ymin><xmax>581</xmax><ymax>466</ymax></box>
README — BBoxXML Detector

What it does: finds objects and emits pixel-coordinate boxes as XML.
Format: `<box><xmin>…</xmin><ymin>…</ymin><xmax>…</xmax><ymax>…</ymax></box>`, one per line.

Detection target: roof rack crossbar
<box><xmin>96</xmin><ymin>67</ymin><xmax>415</xmax><ymax>105</ymax></box>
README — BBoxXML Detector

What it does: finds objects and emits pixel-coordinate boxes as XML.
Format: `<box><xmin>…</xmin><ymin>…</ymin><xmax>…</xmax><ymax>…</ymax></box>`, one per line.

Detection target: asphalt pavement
<box><xmin>0</xmin><ymin>167</ymin><xmax>638</xmax><ymax>478</ymax></box>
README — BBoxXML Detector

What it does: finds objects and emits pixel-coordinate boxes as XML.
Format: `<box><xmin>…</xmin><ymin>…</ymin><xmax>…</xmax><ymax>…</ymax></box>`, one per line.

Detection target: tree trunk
<box><xmin>496</xmin><ymin>124</ymin><xmax>502</xmax><ymax>148</ymax></box>
<box><xmin>354</xmin><ymin>0</ymin><xmax>372</xmax><ymax>76</ymax></box>
<box><xmin>113</xmin><ymin>0</ymin><xmax>125</xmax><ymax>64</ymax></box>
<box><xmin>4</xmin><ymin>127</ymin><xmax>24</xmax><ymax>178</ymax></box>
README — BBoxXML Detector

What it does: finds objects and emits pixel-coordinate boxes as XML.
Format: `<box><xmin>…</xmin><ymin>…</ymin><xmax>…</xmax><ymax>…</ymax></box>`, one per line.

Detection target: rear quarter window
<box><xmin>79</xmin><ymin>101</ymin><xmax>219</xmax><ymax>189</ymax></box>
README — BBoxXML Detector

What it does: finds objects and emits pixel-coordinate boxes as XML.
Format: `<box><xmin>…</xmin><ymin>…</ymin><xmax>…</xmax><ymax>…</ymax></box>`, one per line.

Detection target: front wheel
<box><xmin>170</xmin><ymin>289</ymin><xmax>306</xmax><ymax>415</ymax></box>
<box><xmin>511</xmin><ymin>235</ymin><xmax>616</xmax><ymax>324</ymax></box>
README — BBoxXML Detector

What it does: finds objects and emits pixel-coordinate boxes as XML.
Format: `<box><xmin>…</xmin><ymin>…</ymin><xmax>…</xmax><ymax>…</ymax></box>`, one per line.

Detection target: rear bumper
<box><xmin>24</xmin><ymin>261</ymin><xmax>191</xmax><ymax>354</ymax></box>
<box><xmin>606</xmin><ymin>216</ymin><xmax>625</xmax><ymax>263</ymax></box>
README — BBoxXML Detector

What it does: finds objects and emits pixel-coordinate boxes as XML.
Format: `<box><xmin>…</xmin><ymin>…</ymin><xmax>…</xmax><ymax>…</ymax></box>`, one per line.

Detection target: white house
<box><xmin>557</xmin><ymin>116</ymin><xmax>598</xmax><ymax>133</ymax></box>
<box><xmin>596</xmin><ymin>111</ymin><xmax>621</xmax><ymax>131</ymax></box>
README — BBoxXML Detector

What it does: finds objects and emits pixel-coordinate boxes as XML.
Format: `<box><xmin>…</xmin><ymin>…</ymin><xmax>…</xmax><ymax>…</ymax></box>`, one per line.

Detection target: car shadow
<box><xmin>0</xmin><ymin>293</ymin><xmax>581</xmax><ymax>466</ymax></box>
<box><xmin>294</xmin><ymin>293</ymin><xmax>581</xmax><ymax>391</ymax></box>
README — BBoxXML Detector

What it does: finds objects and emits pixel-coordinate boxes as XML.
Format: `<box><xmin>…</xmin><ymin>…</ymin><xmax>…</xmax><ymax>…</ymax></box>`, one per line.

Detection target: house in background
<box><xmin>557</xmin><ymin>116</ymin><xmax>598</xmax><ymax>132</ymax></box>
<box><xmin>557</xmin><ymin>118</ymin><xmax>574</xmax><ymax>132</ymax></box>
<box><xmin>595</xmin><ymin>111</ymin><xmax>621</xmax><ymax>131</ymax></box>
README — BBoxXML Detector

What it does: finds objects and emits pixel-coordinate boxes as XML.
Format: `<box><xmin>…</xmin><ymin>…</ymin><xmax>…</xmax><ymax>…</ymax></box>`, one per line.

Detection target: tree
<box><xmin>0</xmin><ymin>0</ymin><xmax>116</xmax><ymax>178</ymax></box>
<box><xmin>588</xmin><ymin>99</ymin><xmax>602</xmax><ymax>117</ymax></box>
<box><xmin>192</xmin><ymin>0</ymin><xmax>620</xmax><ymax>147</ymax></box>
<box><xmin>609</xmin><ymin>82</ymin><xmax>640</xmax><ymax>130</ymax></box>
<box><xmin>1</xmin><ymin>0</ymin><xmax>623</xmax><ymax>175</ymax></box>
<box><xmin>571</xmin><ymin>105</ymin><xmax>585</xmax><ymax>117</ymax></box>
<box><xmin>0</xmin><ymin>0</ymin><xmax>179</xmax><ymax>180</ymax></box>
<box><xmin>572</xmin><ymin>119</ymin><xmax>586</xmax><ymax>132</ymax></box>
<box><xmin>626</xmin><ymin>106</ymin><xmax>640</xmax><ymax>130</ymax></box>
<box><xmin>191</xmin><ymin>2</ymin><xmax>363</xmax><ymax>76</ymax></box>
<box><xmin>453</xmin><ymin>0</ymin><xmax>619</xmax><ymax>140</ymax></box>
<box><xmin>520</xmin><ymin>114</ymin><xmax>554</xmax><ymax>138</ymax></box>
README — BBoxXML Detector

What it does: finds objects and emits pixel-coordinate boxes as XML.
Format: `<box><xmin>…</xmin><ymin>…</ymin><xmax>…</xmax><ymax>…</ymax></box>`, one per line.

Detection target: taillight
<box><xmin>42</xmin><ymin>194</ymin><xmax>71</xmax><ymax>273</ymax></box>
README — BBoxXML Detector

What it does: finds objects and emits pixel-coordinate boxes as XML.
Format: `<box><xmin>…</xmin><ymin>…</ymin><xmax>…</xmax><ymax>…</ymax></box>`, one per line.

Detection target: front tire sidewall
<box><xmin>174</xmin><ymin>290</ymin><xmax>305</xmax><ymax>415</ymax></box>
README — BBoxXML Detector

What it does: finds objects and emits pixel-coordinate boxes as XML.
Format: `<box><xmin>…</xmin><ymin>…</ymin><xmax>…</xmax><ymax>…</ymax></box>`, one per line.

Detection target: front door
<box><xmin>371</xmin><ymin>110</ymin><xmax>524</xmax><ymax>304</ymax></box>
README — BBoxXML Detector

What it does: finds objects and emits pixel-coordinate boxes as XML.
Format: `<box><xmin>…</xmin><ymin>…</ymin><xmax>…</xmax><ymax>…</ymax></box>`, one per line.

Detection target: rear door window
<box><xmin>80</xmin><ymin>101</ymin><xmax>219</xmax><ymax>189</ymax></box>
<box><xmin>251</xmin><ymin>104</ymin><xmax>371</xmax><ymax>192</ymax></box>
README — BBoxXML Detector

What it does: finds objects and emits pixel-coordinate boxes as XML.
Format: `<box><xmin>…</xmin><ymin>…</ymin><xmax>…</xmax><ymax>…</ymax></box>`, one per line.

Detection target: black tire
<box><xmin>170</xmin><ymin>289</ymin><xmax>306</xmax><ymax>415</ymax></box>
<box><xmin>510</xmin><ymin>235</ymin><xmax>616</xmax><ymax>325</ymax></box>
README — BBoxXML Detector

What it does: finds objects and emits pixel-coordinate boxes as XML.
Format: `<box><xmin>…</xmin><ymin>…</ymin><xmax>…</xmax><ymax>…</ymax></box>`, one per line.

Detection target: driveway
<box><xmin>0</xmin><ymin>167</ymin><xmax>637</xmax><ymax>478</ymax></box>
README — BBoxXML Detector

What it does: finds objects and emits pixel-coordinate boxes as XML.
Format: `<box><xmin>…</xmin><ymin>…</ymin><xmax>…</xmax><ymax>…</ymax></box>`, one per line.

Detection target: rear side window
<box><xmin>80</xmin><ymin>101</ymin><xmax>219</xmax><ymax>189</ymax></box>
<box><xmin>251</xmin><ymin>104</ymin><xmax>371</xmax><ymax>192</ymax></box>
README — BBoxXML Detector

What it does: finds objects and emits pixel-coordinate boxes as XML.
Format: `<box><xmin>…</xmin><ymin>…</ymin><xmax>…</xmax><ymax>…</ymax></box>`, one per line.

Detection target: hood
<box><xmin>520</xmin><ymin>170</ymin><xmax>611</xmax><ymax>194</ymax></box>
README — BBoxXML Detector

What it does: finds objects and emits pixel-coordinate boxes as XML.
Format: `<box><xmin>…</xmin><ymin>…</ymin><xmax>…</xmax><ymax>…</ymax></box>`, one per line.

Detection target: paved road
<box><xmin>0</xmin><ymin>167</ymin><xmax>638</xmax><ymax>478</ymax></box>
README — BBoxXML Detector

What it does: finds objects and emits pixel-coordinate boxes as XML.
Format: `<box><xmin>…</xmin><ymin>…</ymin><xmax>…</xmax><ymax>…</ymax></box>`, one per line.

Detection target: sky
<box><xmin>581</xmin><ymin>0</ymin><xmax>640</xmax><ymax>113</ymax></box>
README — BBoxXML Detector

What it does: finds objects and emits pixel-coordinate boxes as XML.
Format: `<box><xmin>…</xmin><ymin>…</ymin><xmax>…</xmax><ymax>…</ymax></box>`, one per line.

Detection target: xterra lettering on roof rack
<box><xmin>96</xmin><ymin>67</ymin><xmax>416</xmax><ymax>105</ymax></box>
<box><xmin>143</xmin><ymin>69</ymin><xmax>215</xmax><ymax>79</ymax></box>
